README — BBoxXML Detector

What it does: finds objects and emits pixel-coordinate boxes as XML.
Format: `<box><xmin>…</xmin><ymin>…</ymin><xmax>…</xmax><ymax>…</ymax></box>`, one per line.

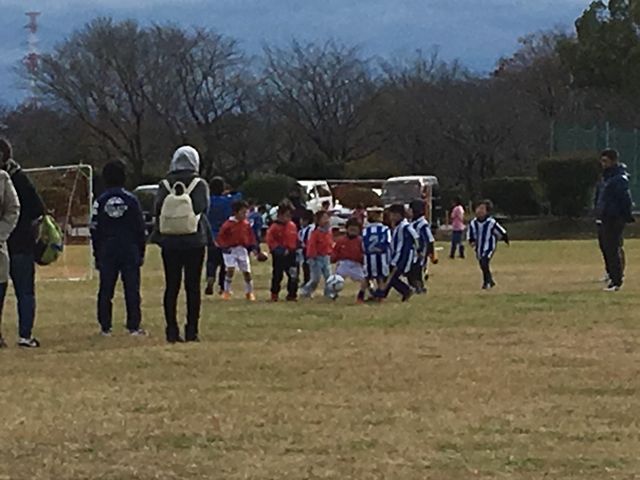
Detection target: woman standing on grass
<box><xmin>449</xmin><ymin>196</ymin><xmax>465</xmax><ymax>260</ymax></box>
<box><xmin>152</xmin><ymin>146</ymin><xmax>211</xmax><ymax>344</ymax></box>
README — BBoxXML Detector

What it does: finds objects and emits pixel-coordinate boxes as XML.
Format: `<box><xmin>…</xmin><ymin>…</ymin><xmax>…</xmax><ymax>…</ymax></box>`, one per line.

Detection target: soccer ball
<box><xmin>326</xmin><ymin>274</ymin><xmax>345</xmax><ymax>294</ymax></box>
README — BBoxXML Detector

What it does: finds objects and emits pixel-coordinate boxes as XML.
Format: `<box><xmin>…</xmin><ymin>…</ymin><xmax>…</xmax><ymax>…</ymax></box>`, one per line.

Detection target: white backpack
<box><xmin>159</xmin><ymin>178</ymin><xmax>201</xmax><ymax>235</ymax></box>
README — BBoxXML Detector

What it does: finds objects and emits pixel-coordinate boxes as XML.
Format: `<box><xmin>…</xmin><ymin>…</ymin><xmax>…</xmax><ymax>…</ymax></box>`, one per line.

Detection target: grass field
<box><xmin>1</xmin><ymin>240</ymin><xmax>640</xmax><ymax>479</ymax></box>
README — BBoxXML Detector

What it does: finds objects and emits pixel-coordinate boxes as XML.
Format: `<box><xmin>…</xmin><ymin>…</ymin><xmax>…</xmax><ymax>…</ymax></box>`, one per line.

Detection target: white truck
<box><xmin>381</xmin><ymin>175</ymin><xmax>439</xmax><ymax>223</ymax></box>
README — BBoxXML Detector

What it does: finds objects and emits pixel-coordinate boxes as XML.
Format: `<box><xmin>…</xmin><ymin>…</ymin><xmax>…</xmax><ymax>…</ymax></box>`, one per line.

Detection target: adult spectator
<box><xmin>595</xmin><ymin>149</ymin><xmax>634</xmax><ymax>292</ymax></box>
<box><xmin>288</xmin><ymin>186</ymin><xmax>306</xmax><ymax>230</ymax></box>
<box><xmin>152</xmin><ymin>146</ymin><xmax>210</xmax><ymax>343</ymax></box>
<box><xmin>205</xmin><ymin>177</ymin><xmax>241</xmax><ymax>296</ymax></box>
<box><xmin>0</xmin><ymin>139</ymin><xmax>44</xmax><ymax>348</ymax></box>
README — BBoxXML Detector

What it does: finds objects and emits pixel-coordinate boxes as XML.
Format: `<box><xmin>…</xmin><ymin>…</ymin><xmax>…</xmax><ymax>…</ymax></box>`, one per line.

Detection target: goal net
<box><xmin>24</xmin><ymin>165</ymin><xmax>94</xmax><ymax>281</ymax></box>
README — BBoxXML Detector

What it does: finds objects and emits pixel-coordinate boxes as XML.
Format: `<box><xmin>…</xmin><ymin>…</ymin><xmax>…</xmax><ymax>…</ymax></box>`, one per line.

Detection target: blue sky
<box><xmin>0</xmin><ymin>0</ymin><xmax>588</xmax><ymax>104</ymax></box>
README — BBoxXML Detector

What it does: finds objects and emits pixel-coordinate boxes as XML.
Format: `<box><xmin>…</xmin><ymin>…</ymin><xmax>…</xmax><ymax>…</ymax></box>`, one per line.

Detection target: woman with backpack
<box><xmin>152</xmin><ymin>146</ymin><xmax>211</xmax><ymax>344</ymax></box>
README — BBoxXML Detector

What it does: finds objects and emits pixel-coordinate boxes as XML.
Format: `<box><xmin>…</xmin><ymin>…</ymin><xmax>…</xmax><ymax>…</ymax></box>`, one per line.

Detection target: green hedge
<box><xmin>537</xmin><ymin>154</ymin><xmax>601</xmax><ymax>218</ymax></box>
<box><xmin>482</xmin><ymin>177</ymin><xmax>542</xmax><ymax>216</ymax></box>
<box><xmin>239</xmin><ymin>174</ymin><xmax>300</xmax><ymax>206</ymax></box>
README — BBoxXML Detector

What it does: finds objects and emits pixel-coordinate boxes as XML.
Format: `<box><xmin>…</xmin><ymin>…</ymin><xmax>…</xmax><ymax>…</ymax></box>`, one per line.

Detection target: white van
<box><xmin>382</xmin><ymin>176</ymin><xmax>439</xmax><ymax>223</ymax></box>
<box><xmin>298</xmin><ymin>180</ymin><xmax>334</xmax><ymax>212</ymax></box>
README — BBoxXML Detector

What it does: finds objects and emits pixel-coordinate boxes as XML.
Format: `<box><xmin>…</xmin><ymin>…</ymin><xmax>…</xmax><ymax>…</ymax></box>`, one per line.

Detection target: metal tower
<box><xmin>24</xmin><ymin>12</ymin><xmax>41</xmax><ymax>107</ymax></box>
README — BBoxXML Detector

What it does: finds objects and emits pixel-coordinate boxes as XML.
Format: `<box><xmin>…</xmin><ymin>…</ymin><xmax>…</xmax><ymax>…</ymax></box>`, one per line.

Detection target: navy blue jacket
<box><xmin>91</xmin><ymin>187</ymin><xmax>146</xmax><ymax>268</ymax></box>
<box><xmin>207</xmin><ymin>193</ymin><xmax>242</xmax><ymax>241</ymax></box>
<box><xmin>595</xmin><ymin>164</ymin><xmax>634</xmax><ymax>223</ymax></box>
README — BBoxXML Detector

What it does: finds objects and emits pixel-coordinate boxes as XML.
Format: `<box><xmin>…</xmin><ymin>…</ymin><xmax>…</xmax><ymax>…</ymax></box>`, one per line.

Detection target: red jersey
<box><xmin>306</xmin><ymin>228</ymin><xmax>333</xmax><ymax>258</ymax></box>
<box><xmin>266</xmin><ymin>221</ymin><xmax>298</xmax><ymax>252</ymax></box>
<box><xmin>217</xmin><ymin>217</ymin><xmax>256</xmax><ymax>249</ymax></box>
<box><xmin>331</xmin><ymin>235</ymin><xmax>364</xmax><ymax>264</ymax></box>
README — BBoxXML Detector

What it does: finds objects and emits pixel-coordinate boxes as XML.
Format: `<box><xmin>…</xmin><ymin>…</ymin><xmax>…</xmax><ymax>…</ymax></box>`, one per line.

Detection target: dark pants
<box><xmin>302</xmin><ymin>262</ymin><xmax>311</xmax><ymax>285</ymax></box>
<box><xmin>97</xmin><ymin>261</ymin><xmax>141</xmax><ymax>333</ymax></box>
<box><xmin>383</xmin><ymin>268</ymin><xmax>411</xmax><ymax>297</ymax></box>
<box><xmin>162</xmin><ymin>247</ymin><xmax>206</xmax><ymax>341</ymax></box>
<box><xmin>408</xmin><ymin>262</ymin><xmax>425</xmax><ymax>291</ymax></box>
<box><xmin>271</xmin><ymin>252</ymin><xmax>299</xmax><ymax>298</ymax></box>
<box><xmin>450</xmin><ymin>231</ymin><xmax>465</xmax><ymax>258</ymax></box>
<box><xmin>599</xmin><ymin>220</ymin><xmax>625</xmax><ymax>287</ymax></box>
<box><xmin>0</xmin><ymin>253</ymin><xmax>36</xmax><ymax>339</ymax></box>
<box><xmin>206</xmin><ymin>245</ymin><xmax>226</xmax><ymax>289</ymax></box>
<box><xmin>479</xmin><ymin>257</ymin><xmax>494</xmax><ymax>287</ymax></box>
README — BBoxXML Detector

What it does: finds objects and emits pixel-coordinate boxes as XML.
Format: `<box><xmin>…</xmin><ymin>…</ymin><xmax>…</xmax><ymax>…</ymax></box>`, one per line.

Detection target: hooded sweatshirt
<box><xmin>152</xmin><ymin>146</ymin><xmax>212</xmax><ymax>250</ymax></box>
<box><xmin>594</xmin><ymin>163</ymin><xmax>634</xmax><ymax>223</ymax></box>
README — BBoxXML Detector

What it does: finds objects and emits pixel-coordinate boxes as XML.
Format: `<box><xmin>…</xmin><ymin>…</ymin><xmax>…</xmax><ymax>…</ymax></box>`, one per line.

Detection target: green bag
<box><xmin>34</xmin><ymin>215</ymin><xmax>64</xmax><ymax>266</ymax></box>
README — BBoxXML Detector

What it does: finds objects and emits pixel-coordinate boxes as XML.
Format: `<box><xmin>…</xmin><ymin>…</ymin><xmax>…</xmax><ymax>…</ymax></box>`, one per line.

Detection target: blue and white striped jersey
<box><xmin>362</xmin><ymin>223</ymin><xmax>392</xmax><ymax>279</ymax></box>
<box><xmin>297</xmin><ymin>224</ymin><xmax>315</xmax><ymax>262</ymax></box>
<box><xmin>467</xmin><ymin>216</ymin><xmax>507</xmax><ymax>259</ymax></box>
<box><xmin>391</xmin><ymin>219</ymin><xmax>419</xmax><ymax>274</ymax></box>
<box><xmin>412</xmin><ymin>216</ymin><xmax>435</xmax><ymax>265</ymax></box>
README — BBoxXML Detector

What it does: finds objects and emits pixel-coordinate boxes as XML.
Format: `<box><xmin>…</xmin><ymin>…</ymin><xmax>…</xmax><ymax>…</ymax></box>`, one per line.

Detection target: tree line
<box><xmin>1</xmin><ymin>1</ymin><xmax>639</xmax><ymax>200</ymax></box>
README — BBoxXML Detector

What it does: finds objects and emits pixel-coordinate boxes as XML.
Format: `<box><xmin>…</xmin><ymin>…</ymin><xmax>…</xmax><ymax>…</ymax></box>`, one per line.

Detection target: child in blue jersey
<box><xmin>91</xmin><ymin>161</ymin><xmax>147</xmax><ymax>337</ymax></box>
<box><xmin>380</xmin><ymin>204</ymin><xmax>418</xmax><ymax>302</ymax></box>
<box><xmin>467</xmin><ymin>200</ymin><xmax>509</xmax><ymax>289</ymax></box>
<box><xmin>247</xmin><ymin>199</ymin><xmax>264</xmax><ymax>245</ymax></box>
<box><xmin>362</xmin><ymin>208</ymin><xmax>392</xmax><ymax>298</ymax></box>
<box><xmin>408</xmin><ymin>199</ymin><xmax>436</xmax><ymax>294</ymax></box>
<box><xmin>297</xmin><ymin>209</ymin><xmax>315</xmax><ymax>286</ymax></box>
<box><xmin>205</xmin><ymin>177</ymin><xmax>242</xmax><ymax>296</ymax></box>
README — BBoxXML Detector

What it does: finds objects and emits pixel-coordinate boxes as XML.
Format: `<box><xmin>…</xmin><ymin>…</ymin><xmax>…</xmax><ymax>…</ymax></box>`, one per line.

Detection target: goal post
<box><xmin>24</xmin><ymin>164</ymin><xmax>94</xmax><ymax>281</ymax></box>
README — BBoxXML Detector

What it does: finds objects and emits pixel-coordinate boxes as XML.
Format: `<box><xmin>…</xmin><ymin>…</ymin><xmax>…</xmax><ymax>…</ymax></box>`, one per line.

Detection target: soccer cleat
<box><xmin>221</xmin><ymin>292</ymin><xmax>231</xmax><ymax>301</ymax></box>
<box><xmin>271</xmin><ymin>293</ymin><xmax>279</xmax><ymax>302</ymax></box>
<box><xmin>185</xmin><ymin>336</ymin><xmax>200</xmax><ymax>343</ymax></box>
<box><xmin>604</xmin><ymin>284</ymin><xmax>620</xmax><ymax>292</ymax></box>
<box><xmin>286</xmin><ymin>295</ymin><xmax>297</xmax><ymax>302</ymax></box>
<box><xmin>167</xmin><ymin>336</ymin><xmax>185</xmax><ymax>344</ymax></box>
<box><xmin>246</xmin><ymin>293</ymin><xmax>256</xmax><ymax>302</ymax></box>
<box><xmin>205</xmin><ymin>284</ymin><xmax>214</xmax><ymax>296</ymax></box>
<box><xmin>401</xmin><ymin>291</ymin><xmax>413</xmax><ymax>302</ymax></box>
<box><xmin>415</xmin><ymin>287</ymin><xmax>427</xmax><ymax>295</ymax></box>
<box><xmin>100</xmin><ymin>330</ymin><xmax>112</xmax><ymax>337</ymax></box>
<box><xmin>356</xmin><ymin>297</ymin><xmax>364</xmax><ymax>304</ymax></box>
<box><xmin>18</xmin><ymin>337</ymin><xmax>40</xmax><ymax>348</ymax></box>
<box><xmin>129</xmin><ymin>329</ymin><xmax>148</xmax><ymax>337</ymax></box>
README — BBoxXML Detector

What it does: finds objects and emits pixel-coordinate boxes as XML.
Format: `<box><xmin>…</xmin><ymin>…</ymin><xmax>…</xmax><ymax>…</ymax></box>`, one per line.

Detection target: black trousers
<box><xmin>97</xmin><ymin>263</ymin><xmax>141</xmax><ymax>333</ymax></box>
<box><xmin>408</xmin><ymin>262</ymin><xmax>425</xmax><ymax>291</ymax></box>
<box><xmin>302</xmin><ymin>262</ymin><xmax>311</xmax><ymax>286</ymax></box>
<box><xmin>206</xmin><ymin>245</ymin><xmax>226</xmax><ymax>288</ymax></box>
<box><xmin>599</xmin><ymin>220</ymin><xmax>626</xmax><ymax>287</ymax></box>
<box><xmin>271</xmin><ymin>252</ymin><xmax>299</xmax><ymax>298</ymax></box>
<box><xmin>479</xmin><ymin>257</ymin><xmax>494</xmax><ymax>287</ymax></box>
<box><xmin>161</xmin><ymin>247</ymin><xmax>206</xmax><ymax>341</ymax></box>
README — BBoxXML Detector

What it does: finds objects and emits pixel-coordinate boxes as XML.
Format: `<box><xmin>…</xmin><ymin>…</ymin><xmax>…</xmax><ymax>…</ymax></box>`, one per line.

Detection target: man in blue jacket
<box><xmin>205</xmin><ymin>177</ymin><xmax>242</xmax><ymax>295</ymax></box>
<box><xmin>91</xmin><ymin>161</ymin><xmax>147</xmax><ymax>336</ymax></box>
<box><xmin>595</xmin><ymin>149</ymin><xmax>634</xmax><ymax>291</ymax></box>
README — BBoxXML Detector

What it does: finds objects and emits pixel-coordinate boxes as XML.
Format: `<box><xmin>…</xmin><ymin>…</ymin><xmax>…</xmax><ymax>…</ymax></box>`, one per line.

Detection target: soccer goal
<box><xmin>24</xmin><ymin>164</ymin><xmax>94</xmax><ymax>281</ymax></box>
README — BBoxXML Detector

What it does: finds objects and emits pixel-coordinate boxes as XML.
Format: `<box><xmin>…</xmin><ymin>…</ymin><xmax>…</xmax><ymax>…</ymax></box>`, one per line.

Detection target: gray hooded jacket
<box><xmin>151</xmin><ymin>146</ymin><xmax>212</xmax><ymax>250</ymax></box>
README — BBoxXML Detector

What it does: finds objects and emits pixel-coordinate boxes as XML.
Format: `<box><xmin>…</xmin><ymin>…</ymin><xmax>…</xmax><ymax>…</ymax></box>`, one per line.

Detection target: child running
<box><xmin>217</xmin><ymin>200</ymin><xmax>259</xmax><ymax>301</ymax></box>
<box><xmin>380</xmin><ymin>204</ymin><xmax>418</xmax><ymax>301</ymax></box>
<box><xmin>266</xmin><ymin>201</ymin><xmax>300</xmax><ymax>302</ymax></box>
<box><xmin>362</xmin><ymin>207</ymin><xmax>392</xmax><ymax>299</ymax></box>
<box><xmin>331</xmin><ymin>217</ymin><xmax>367</xmax><ymax>302</ymax></box>
<box><xmin>467</xmin><ymin>199</ymin><xmax>509</xmax><ymax>289</ymax></box>
<box><xmin>301</xmin><ymin>210</ymin><xmax>333</xmax><ymax>298</ymax></box>
<box><xmin>409</xmin><ymin>199</ymin><xmax>436</xmax><ymax>294</ymax></box>
<box><xmin>298</xmin><ymin>209</ymin><xmax>315</xmax><ymax>286</ymax></box>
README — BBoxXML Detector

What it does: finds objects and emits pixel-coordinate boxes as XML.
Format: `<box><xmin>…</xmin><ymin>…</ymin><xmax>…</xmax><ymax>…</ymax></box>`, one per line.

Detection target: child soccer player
<box><xmin>91</xmin><ymin>161</ymin><xmax>147</xmax><ymax>337</ymax></box>
<box><xmin>467</xmin><ymin>199</ymin><xmax>509</xmax><ymax>289</ymax></box>
<box><xmin>217</xmin><ymin>200</ymin><xmax>259</xmax><ymax>301</ymax></box>
<box><xmin>331</xmin><ymin>218</ymin><xmax>367</xmax><ymax>302</ymax></box>
<box><xmin>450</xmin><ymin>196</ymin><xmax>465</xmax><ymax>259</ymax></box>
<box><xmin>247</xmin><ymin>199</ymin><xmax>264</xmax><ymax>245</ymax></box>
<box><xmin>298</xmin><ymin>209</ymin><xmax>315</xmax><ymax>286</ymax></box>
<box><xmin>266</xmin><ymin>201</ymin><xmax>300</xmax><ymax>302</ymax></box>
<box><xmin>409</xmin><ymin>199</ymin><xmax>436</xmax><ymax>294</ymax></box>
<box><xmin>380</xmin><ymin>204</ymin><xmax>418</xmax><ymax>301</ymax></box>
<box><xmin>301</xmin><ymin>210</ymin><xmax>333</xmax><ymax>298</ymax></box>
<box><xmin>362</xmin><ymin>207</ymin><xmax>392</xmax><ymax>298</ymax></box>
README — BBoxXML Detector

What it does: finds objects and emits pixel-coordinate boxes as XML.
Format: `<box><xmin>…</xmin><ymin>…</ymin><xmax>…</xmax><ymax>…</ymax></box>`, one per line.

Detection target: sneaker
<box><xmin>129</xmin><ymin>329</ymin><xmax>148</xmax><ymax>336</ymax></box>
<box><xmin>18</xmin><ymin>337</ymin><xmax>40</xmax><ymax>348</ymax></box>
<box><xmin>271</xmin><ymin>293</ymin><xmax>279</xmax><ymax>302</ymax></box>
<box><xmin>185</xmin><ymin>336</ymin><xmax>200</xmax><ymax>343</ymax></box>
<box><xmin>604</xmin><ymin>284</ymin><xmax>620</xmax><ymax>292</ymax></box>
<box><xmin>401</xmin><ymin>291</ymin><xmax>413</xmax><ymax>302</ymax></box>
<box><xmin>167</xmin><ymin>336</ymin><xmax>184</xmax><ymax>344</ymax></box>
<box><xmin>356</xmin><ymin>297</ymin><xmax>364</xmax><ymax>304</ymax></box>
<box><xmin>246</xmin><ymin>293</ymin><xmax>256</xmax><ymax>302</ymax></box>
<box><xmin>415</xmin><ymin>287</ymin><xmax>427</xmax><ymax>295</ymax></box>
<box><xmin>218</xmin><ymin>288</ymin><xmax>225</xmax><ymax>296</ymax></box>
<box><xmin>205</xmin><ymin>284</ymin><xmax>214</xmax><ymax>296</ymax></box>
<box><xmin>221</xmin><ymin>292</ymin><xmax>231</xmax><ymax>301</ymax></box>
<box><xmin>100</xmin><ymin>330</ymin><xmax>112</xmax><ymax>337</ymax></box>
<box><xmin>0</xmin><ymin>336</ymin><xmax>7</xmax><ymax>349</ymax></box>
<box><xmin>286</xmin><ymin>295</ymin><xmax>297</xmax><ymax>302</ymax></box>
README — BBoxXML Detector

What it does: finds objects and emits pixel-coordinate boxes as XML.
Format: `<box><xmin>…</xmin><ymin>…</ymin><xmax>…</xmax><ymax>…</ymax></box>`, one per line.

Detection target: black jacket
<box><xmin>5</xmin><ymin>162</ymin><xmax>45</xmax><ymax>255</ymax></box>
<box><xmin>594</xmin><ymin>164</ymin><xmax>634</xmax><ymax>223</ymax></box>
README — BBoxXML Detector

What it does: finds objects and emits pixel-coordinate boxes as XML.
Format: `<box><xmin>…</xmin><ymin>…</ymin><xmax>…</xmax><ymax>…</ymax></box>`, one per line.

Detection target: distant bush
<box><xmin>537</xmin><ymin>153</ymin><xmax>601</xmax><ymax>217</ymax></box>
<box><xmin>332</xmin><ymin>185</ymin><xmax>383</xmax><ymax>209</ymax></box>
<box><xmin>239</xmin><ymin>174</ymin><xmax>300</xmax><ymax>206</ymax></box>
<box><xmin>482</xmin><ymin>177</ymin><xmax>542</xmax><ymax>216</ymax></box>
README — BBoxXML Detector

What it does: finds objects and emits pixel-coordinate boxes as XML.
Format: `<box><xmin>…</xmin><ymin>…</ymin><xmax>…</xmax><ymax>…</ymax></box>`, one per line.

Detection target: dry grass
<box><xmin>1</xmin><ymin>240</ymin><xmax>640</xmax><ymax>479</ymax></box>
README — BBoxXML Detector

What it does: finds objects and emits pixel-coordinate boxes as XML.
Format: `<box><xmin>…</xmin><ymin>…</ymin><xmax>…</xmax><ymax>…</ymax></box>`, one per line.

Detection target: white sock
<box><xmin>224</xmin><ymin>277</ymin><xmax>232</xmax><ymax>292</ymax></box>
<box><xmin>245</xmin><ymin>278</ymin><xmax>253</xmax><ymax>294</ymax></box>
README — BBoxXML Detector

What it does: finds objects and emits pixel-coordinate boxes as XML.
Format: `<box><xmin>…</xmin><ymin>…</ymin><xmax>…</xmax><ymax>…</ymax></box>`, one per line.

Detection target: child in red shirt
<box><xmin>332</xmin><ymin>218</ymin><xmax>368</xmax><ymax>302</ymax></box>
<box><xmin>301</xmin><ymin>210</ymin><xmax>333</xmax><ymax>298</ymax></box>
<box><xmin>266</xmin><ymin>201</ymin><xmax>300</xmax><ymax>302</ymax></box>
<box><xmin>217</xmin><ymin>200</ymin><xmax>258</xmax><ymax>301</ymax></box>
